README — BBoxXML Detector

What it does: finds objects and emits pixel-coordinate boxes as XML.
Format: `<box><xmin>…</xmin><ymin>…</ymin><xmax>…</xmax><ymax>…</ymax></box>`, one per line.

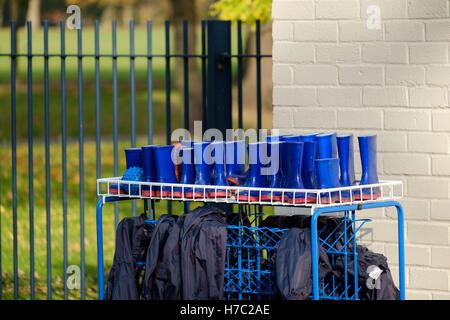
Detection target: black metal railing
<box><xmin>0</xmin><ymin>18</ymin><xmax>271</xmax><ymax>300</ymax></box>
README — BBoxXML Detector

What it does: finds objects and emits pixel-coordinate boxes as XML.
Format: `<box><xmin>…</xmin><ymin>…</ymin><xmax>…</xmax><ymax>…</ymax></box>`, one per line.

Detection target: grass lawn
<box><xmin>0</xmin><ymin>25</ymin><xmax>194</xmax><ymax>81</ymax></box>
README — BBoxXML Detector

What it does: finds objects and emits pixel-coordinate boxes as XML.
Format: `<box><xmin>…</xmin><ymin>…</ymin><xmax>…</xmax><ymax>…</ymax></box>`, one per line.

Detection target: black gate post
<box><xmin>207</xmin><ymin>20</ymin><xmax>233</xmax><ymax>213</ymax></box>
<box><xmin>207</xmin><ymin>20</ymin><xmax>232</xmax><ymax>134</ymax></box>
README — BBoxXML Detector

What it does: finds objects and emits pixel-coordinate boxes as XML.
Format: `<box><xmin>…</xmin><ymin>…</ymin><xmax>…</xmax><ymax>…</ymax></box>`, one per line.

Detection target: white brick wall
<box><xmin>272</xmin><ymin>0</ymin><xmax>450</xmax><ymax>299</ymax></box>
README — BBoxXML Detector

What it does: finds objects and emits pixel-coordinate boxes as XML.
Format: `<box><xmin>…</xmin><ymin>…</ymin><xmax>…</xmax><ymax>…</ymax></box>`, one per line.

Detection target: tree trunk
<box><xmin>26</xmin><ymin>0</ymin><xmax>40</xmax><ymax>29</ymax></box>
<box><xmin>168</xmin><ymin>0</ymin><xmax>202</xmax><ymax>132</ymax></box>
<box><xmin>121</xmin><ymin>2</ymin><xmax>134</xmax><ymax>27</ymax></box>
<box><xmin>10</xmin><ymin>0</ymin><xmax>18</xmax><ymax>22</ymax></box>
<box><xmin>100</xmin><ymin>3</ymin><xmax>118</xmax><ymax>29</ymax></box>
<box><xmin>0</xmin><ymin>0</ymin><xmax>5</xmax><ymax>27</ymax></box>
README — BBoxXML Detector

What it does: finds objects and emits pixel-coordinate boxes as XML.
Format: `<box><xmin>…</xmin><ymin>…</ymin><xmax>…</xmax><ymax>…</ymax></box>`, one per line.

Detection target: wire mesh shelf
<box><xmin>97</xmin><ymin>177</ymin><xmax>403</xmax><ymax>209</ymax></box>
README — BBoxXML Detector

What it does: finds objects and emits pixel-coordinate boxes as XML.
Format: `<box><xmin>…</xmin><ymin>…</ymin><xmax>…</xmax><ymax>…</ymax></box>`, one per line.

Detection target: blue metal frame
<box><xmin>310</xmin><ymin>201</ymin><xmax>405</xmax><ymax>300</ymax></box>
<box><xmin>96</xmin><ymin>197</ymin><xmax>405</xmax><ymax>300</ymax></box>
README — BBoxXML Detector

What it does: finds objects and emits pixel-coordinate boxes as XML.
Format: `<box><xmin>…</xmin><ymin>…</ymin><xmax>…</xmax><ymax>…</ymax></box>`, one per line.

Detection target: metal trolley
<box><xmin>96</xmin><ymin>178</ymin><xmax>405</xmax><ymax>300</ymax></box>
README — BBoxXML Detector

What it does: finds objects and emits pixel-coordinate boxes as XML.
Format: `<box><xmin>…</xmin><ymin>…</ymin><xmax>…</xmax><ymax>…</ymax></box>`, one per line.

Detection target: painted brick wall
<box><xmin>272</xmin><ymin>0</ymin><xmax>450</xmax><ymax>299</ymax></box>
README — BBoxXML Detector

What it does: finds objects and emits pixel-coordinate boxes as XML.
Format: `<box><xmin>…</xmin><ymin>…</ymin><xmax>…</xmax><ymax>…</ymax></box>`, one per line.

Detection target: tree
<box><xmin>65</xmin><ymin>0</ymin><xmax>142</xmax><ymax>27</ymax></box>
<box><xmin>209</xmin><ymin>0</ymin><xmax>271</xmax><ymax>26</ymax></box>
<box><xmin>26</xmin><ymin>0</ymin><xmax>40</xmax><ymax>29</ymax></box>
<box><xmin>209</xmin><ymin>0</ymin><xmax>273</xmax><ymax>128</ymax></box>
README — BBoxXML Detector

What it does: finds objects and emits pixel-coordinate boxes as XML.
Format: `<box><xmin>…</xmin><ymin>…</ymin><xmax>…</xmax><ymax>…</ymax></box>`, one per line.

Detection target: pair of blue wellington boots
<box><xmin>314</xmin><ymin>133</ymin><xmax>380</xmax><ymax>203</ymax></box>
<box><xmin>256</xmin><ymin>134</ymin><xmax>318</xmax><ymax>203</ymax></box>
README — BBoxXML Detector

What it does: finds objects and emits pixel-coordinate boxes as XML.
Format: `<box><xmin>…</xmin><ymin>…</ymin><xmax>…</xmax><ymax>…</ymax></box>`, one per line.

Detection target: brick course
<box><xmin>272</xmin><ymin>0</ymin><xmax>450</xmax><ymax>299</ymax></box>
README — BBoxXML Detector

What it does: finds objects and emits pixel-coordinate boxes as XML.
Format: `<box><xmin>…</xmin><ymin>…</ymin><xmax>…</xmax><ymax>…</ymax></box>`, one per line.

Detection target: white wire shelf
<box><xmin>97</xmin><ymin>177</ymin><xmax>403</xmax><ymax>208</ymax></box>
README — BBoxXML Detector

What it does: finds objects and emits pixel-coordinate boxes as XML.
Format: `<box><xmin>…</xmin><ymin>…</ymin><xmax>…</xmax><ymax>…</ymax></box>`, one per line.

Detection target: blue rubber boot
<box><xmin>299</xmin><ymin>141</ymin><xmax>318</xmax><ymax>203</ymax></box>
<box><xmin>179</xmin><ymin>147</ymin><xmax>195</xmax><ymax>198</ymax></box>
<box><xmin>337</xmin><ymin>134</ymin><xmax>356</xmax><ymax>201</ymax></box>
<box><xmin>267</xmin><ymin>134</ymin><xmax>292</xmax><ymax>142</ymax></box>
<box><xmin>141</xmin><ymin>145</ymin><xmax>156</xmax><ymax>197</ymax></box>
<box><xmin>299</xmin><ymin>133</ymin><xmax>321</xmax><ymax>190</ymax></box>
<box><xmin>180</xmin><ymin>140</ymin><xmax>196</xmax><ymax>149</ymax></box>
<box><xmin>209</xmin><ymin>141</ymin><xmax>229</xmax><ymax>198</ymax></box>
<box><xmin>299</xmin><ymin>132</ymin><xmax>322</xmax><ymax>143</ymax></box>
<box><xmin>193</xmin><ymin>141</ymin><xmax>213</xmax><ymax>198</ymax></box>
<box><xmin>121</xmin><ymin>166</ymin><xmax>143</xmax><ymax>195</ymax></box>
<box><xmin>299</xmin><ymin>135</ymin><xmax>319</xmax><ymax>189</ymax></box>
<box><xmin>356</xmin><ymin>135</ymin><xmax>380</xmax><ymax>200</ymax></box>
<box><xmin>109</xmin><ymin>148</ymin><xmax>142</xmax><ymax>194</ymax></box>
<box><xmin>316</xmin><ymin>133</ymin><xmax>338</xmax><ymax>159</ymax></box>
<box><xmin>261</xmin><ymin>141</ymin><xmax>283</xmax><ymax>202</ymax></box>
<box><xmin>225</xmin><ymin>140</ymin><xmax>247</xmax><ymax>185</ymax></box>
<box><xmin>236</xmin><ymin>142</ymin><xmax>268</xmax><ymax>202</ymax></box>
<box><xmin>315</xmin><ymin>158</ymin><xmax>341</xmax><ymax>204</ymax></box>
<box><xmin>110</xmin><ymin>147</ymin><xmax>142</xmax><ymax>194</ymax></box>
<box><xmin>153</xmin><ymin>145</ymin><xmax>178</xmax><ymax>197</ymax></box>
<box><xmin>266</xmin><ymin>135</ymin><xmax>282</xmax><ymax>142</ymax></box>
<box><xmin>281</xmin><ymin>135</ymin><xmax>303</xmax><ymax>142</ymax></box>
<box><xmin>281</xmin><ymin>142</ymin><xmax>307</xmax><ymax>204</ymax></box>
<box><xmin>297</xmin><ymin>132</ymin><xmax>322</xmax><ymax>196</ymax></box>
<box><xmin>125</xmin><ymin>147</ymin><xmax>143</xmax><ymax>168</ymax></box>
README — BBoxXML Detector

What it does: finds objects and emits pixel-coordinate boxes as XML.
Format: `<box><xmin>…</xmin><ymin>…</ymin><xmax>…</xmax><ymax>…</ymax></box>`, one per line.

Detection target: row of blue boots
<box><xmin>112</xmin><ymin>133</ymin><xmax>380</xmax><ymax>204</ymax></box>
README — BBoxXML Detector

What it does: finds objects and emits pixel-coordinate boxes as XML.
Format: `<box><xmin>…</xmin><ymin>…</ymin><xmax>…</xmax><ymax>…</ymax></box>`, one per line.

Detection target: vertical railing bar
<box><xmin>60</xmin><ymin>20</ymin><xmax>68</xmax><ymax>300</ymax></box>
<box><xmin>183</xmin><ymin>20</ymin><xmax>189</xmax><ymax>132</ymax></box>
<box><xmin>43</xmin><ymin>21</ymin><xmax>52</xmax><ymax>300</ymax></box>
<box><xmin>95</xmin><ymin>20</ymin><xmax>101</xmax><ymax>185</ymax></box>
<box><xmin>10</xmin><ymin>20</ymin><xmax>18</xmax><ymax>301</ymax></box>
<box><xmin>146</xmin><ymin>20</ymin><xmax>156</xmax><ymax>220</ymax></box>
<box><xmin>183</xmin><ymin>20</ymin><xmax>190</xmax><ymax>214</ymax></box>
<box><xmin>130</xmin><ymin>20</ymin><xmax>136</xmax><ymax>147</ymax></box>
<box><xmin>147</xmin><ymin>20</ymin><xmax>153</xmax><ymax>145</ymax></box>
<box><xmin>0</xmin><ymin>161</ymin><xmax>1</xmax><ymax>299</ymax></box>
<box><xmin>78</xmin><ymin>21</ymin><xmax>86</xmax><ymax>300</ymax></box>
<box><xmin>256</xmin><ymin>20</ymin><xmax>262</xmax><ymax>134</ymax></box>
<box><xmin>165</xmin><ymin>20</ymin><xmax>172</xmax><ymax>215</ymax></box>
<box><xmin>237</xmin><ymin>20</ymin><xmax>243</xmax><ymax>131</ymax></box>
<box><xmin>112</xmin><ymin>21</ymin><xmax>119</xmax><ymax>230</ymax></box>
<box><xmin>201</xmin><ymin>20</ymin><xmax>207</xmax><ymax>133</ymax></box>
<box><xmin>165</xmin><ymin>20</ymin><xmax>171</xmax><ymax>145</ymax></box>
<box><xmin>130</xmin><ymin>20</ymin><xmax>137</xmax><ymax>217</ymax></box>
<box><xmin>27</xmin><ymin>20</ymin><xmax>35</xmax><ymax>300</ymax></box>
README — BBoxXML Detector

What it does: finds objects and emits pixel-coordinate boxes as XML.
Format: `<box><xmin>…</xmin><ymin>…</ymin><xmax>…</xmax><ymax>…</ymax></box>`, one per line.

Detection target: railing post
<box><xmin>207</xmin><ymin>20</ymin><xmax>232</xmax><ymax>212</ymax></box>
<box><xmin>207</xmin><ymin>20</ymin><xmax>232</xmax><ymax>135</ymax></box>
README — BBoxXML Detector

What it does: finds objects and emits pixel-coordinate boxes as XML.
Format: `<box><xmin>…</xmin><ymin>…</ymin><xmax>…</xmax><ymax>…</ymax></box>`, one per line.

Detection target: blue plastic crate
<box><xmin>140</xmin><ymin>209</ymin><xmax>371</xmax><ymax>300</ymax></box>
<box><xmin>223</xmin><ymin>209</ymin><xmax>372</xmax><ymax>300</ymax></box>
<box><xmin>224</xmin><ymin>224</ymin><xmax>287</xmax><ymax>300</ymax></box>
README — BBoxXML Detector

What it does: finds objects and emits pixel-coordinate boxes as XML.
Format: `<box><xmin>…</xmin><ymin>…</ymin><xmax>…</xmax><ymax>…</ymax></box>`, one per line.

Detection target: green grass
<box><xmin>0</xmin><ymin>26</ymin><xmax>178</xmax><ymax>81</ymax></box>
<box><xmin>0</xmin><ymin>25</ymin><xmax>249</xmax><ymax>82</ymax></box>
<box><xmin>0</xmin><ymin>81</ymin><xmax>183</xmax><ymax>141</ymax></box>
